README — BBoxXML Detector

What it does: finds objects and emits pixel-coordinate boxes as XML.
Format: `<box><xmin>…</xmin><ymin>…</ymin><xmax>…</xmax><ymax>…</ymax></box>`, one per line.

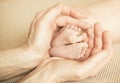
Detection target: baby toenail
<box><xmin>74</xmin><ymin>27</ymin><xmax>78</xmax><ymax>31</ymax></box>
<box><xmin>67</xmin><ymin>25</ymin><xmax>70</xmax><ymax>28</ymax></box>
<box><xmin>78</xmin><ymin>28</ymin><xmax>81</xmax><ymax>32</ymax></box>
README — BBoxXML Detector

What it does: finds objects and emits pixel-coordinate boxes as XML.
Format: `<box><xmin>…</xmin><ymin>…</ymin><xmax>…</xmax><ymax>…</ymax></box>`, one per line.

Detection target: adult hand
<box><xmin>26</xmin><ymin>3</ymin><xmax>90</xmax><ymax>60</ymax></box>
<box><xmin>19</xmin><ymin>23</ymin><xmax>113</xmax><ymax>83</ymax></box>
<box><xmin>0</xmin><ymin>3</ymin><xmax>90</xmax><ymax>81</ymax></box>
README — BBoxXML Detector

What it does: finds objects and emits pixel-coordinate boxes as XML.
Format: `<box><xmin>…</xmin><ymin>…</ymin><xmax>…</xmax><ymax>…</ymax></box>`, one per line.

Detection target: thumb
<box><xmin>43</xmin><ymin>3</ymin><xmax>85</xmax><ymax>23</ymax></box>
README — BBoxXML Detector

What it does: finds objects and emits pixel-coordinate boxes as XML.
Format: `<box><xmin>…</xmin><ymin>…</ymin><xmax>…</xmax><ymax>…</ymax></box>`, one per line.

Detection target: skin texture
<box><xmin>77</xmin><ymin>0</ymin><xmax>120</xmax><ymax>43</ymax></box>
<box><xmin>19</xmin><ymin>4</ymin><xmax>112</xmax><ymax>83</ymax></box>
<box><xmin>0</xmin><ymin>3</ymin><xmax>90</xmax><ymax>80</ymax></box>
<box><xmin>0</xmin><ymin>0</ymin><xmax>119</xmax><ymax>49</ymax></box>
<box><xmin>49</xmin><ymin>25</ymin><xmax>88</xmax><ymax>60</ymax></box>
<box><xmin>51</xmin><ymin>25</ymin><xmax>87</xmax><ymax>46</ymax></box>
<box><xmin>19</xmin><ymin>22</ymin><xmax>113</xmax><ymax>83</ymax></box>
<box><xmin>0</xmin><ymin>3</ymin><xmax>113</xmax><ymax>83</ymax></box>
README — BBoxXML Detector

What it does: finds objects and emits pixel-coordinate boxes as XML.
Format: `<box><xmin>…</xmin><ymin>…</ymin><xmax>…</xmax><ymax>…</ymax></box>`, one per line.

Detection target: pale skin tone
<box><xmin>77</xmin><ymin>0</ymin><xmax>120</xmax><ymax>43</ymax></box>
<box><xmin>0</xmin><ymin>5</ymin><xmax>111</xmax><ymax>83</ymax></box>
<box><xmin>0</xmin><ymin>0</ymin><xmax>119</xmax><ymax>48</ymax></box>
<box><xmin>50</xmin><ymin>24</ymin><xmax>88</xmax><ymax>60</ymax></box>
<box><xmin>19</xmin><ymin>22</ymin><xmax>113</xmax><ymax>83</ymax></box>
<box><xmin>0</xmin><ymin>2</ymin><xmax>115</xmax><ymax>83</ymax></box>
<box><xmin>0</xmin><ymin>3</ymin><xmax>90</xmax><ymax>80</ymax></box>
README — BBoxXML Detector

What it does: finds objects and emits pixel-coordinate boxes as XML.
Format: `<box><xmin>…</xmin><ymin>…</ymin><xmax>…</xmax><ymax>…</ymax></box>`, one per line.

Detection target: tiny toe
<box><xmin>81</xmin><ymin>46</ymin><xmax>87</xmax><ymax>55</ymax></box>
<box><xmin>79</xmin><ymin>43</ymin><xmax>89</xmax><ymax>60</ymax></box>
<box><xmin>92</xmin><ymin>23</ymin><xmax>103</xmax><ymax>55</ymax></box>
<box><xmin>70</xmin><ymin>25</ymin><xmax>75</xmax><ymax>30</ymax></box>
<box><xmin>78</xmin><ymin>28</ymin><xmax>82</xmax><ymax>32</ymax></box>
<box><xmin>74</xmin><ymin>26</ymin><xmax>78</xmax><ymax>31</ymax></box>
<box><xmin>67</xmin><ymin>25</ymin><xmax>70</xmax><ymax>29</ymax></box>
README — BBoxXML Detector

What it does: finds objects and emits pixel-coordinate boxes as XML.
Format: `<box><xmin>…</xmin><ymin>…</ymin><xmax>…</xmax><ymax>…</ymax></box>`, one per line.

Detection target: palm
<box><xmin>21</xmin><ymin>4</ymin><xmax>113</xmax><ymax>82</ymax></box>
<box><xmin>20</xmin><ymin>23</ymin><xmax>112</xmax><ymax>83</ymax></box>
<box><xmin>46</xmin><ymin>23</ymin><xmax>113</xmax><ymax>81</ymax></box>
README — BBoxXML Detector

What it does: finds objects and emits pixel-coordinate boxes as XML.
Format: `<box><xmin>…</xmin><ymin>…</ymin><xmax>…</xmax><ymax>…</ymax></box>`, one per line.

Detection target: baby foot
<box><xmin>49</xmin><ymin>42</ymin><xmax>88</xmax><ymax>59</ymax></box>
<box><xmin>51</xmin><ymin>25</ymin><xmax>87</xmax><ymax>47</ymax></box>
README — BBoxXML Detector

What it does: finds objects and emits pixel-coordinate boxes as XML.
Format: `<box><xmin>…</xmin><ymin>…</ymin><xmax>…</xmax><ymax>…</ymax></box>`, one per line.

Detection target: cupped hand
<box><xmin>19</xmin><ymin>23</ymin><xmax>113</xmax><ymax>83</ymax></box>
<box><xmin>26</xmin><ymin>3</ymin><xmax>90</xmax><ymax>60</ymax></box>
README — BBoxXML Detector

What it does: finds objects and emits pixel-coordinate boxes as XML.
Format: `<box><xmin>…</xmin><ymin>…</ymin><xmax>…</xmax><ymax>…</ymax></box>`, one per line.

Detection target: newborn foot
<box><xmin>49</xmin><ymin>43</ymin><xmax>88</xmax><ymax>59</ymax></box>
<box><xmin>51</xmin><ymin>25</ymin><xmax>87</xmax><ymax>47</ymax></box>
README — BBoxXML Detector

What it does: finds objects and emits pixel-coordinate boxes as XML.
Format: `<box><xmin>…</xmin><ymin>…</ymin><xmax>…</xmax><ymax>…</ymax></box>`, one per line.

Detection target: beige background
<box><xmin>0</xmin><ymin>0</ymin><xmax>106</xmax><ymax>49</ymax></box>
<box><xmin>0</xmin><ymin>0</ymin><xmax>120</xmax><ymax>83</ymax></box>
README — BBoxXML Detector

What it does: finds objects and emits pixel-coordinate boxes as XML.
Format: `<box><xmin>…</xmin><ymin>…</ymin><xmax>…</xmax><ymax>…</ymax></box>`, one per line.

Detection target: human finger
<box><xmin>87</xmin><ymin>31</ymin><xmax>113</xmax><ymax>77</ymax></box>
<box><xmin>102</xmin><ymin>31</ymin><xmax>112</xmax><ymax>52</ymax></box>
<box><xmin>28</xmin><ymin>10</ymin><xmax>46</xmax><ymax>38</ymax></box>
<box><xmin>53</xmin><ymin>51</ymin><xmax>109</xmax><ymax>81</ymax></box>
<box><xmin>78</xmin><ymin>51</ymin><xmax>108</xmax><ymax>79</ymax></box>
<box><xmin>56</xmin><ymin>15</ymin><xmax>90</xmax><ymax>29</ymax></box>
<box><xmin>39</xmin><ymin>3</ymin><xmax>87</xmax><ymax>21</ymax></box>
<box><xmin>87</xmin><ymin>51</ymin><xmax>111</xmax><ymax>77</ymax></box>
<box><xmin>82</xmin><ymin>28</ymin><xmax>94</xmax><ymax>61</ymax></box>
<box><xmin>40</xmin><ymin>3</ymin><xmax>89</xmax><ymax>30</ymax></box>
<box><xmin>92</xmin><ymin>23</ymin><xmax>103</xmax><ymax>55</ymax></box>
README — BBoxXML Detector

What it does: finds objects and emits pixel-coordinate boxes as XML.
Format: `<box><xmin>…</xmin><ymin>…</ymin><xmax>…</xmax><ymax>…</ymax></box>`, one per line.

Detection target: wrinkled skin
<box><xmin>19</xmin><ymin>4</ymin><xmax>113</xmax><ymax>83</ymax></box>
